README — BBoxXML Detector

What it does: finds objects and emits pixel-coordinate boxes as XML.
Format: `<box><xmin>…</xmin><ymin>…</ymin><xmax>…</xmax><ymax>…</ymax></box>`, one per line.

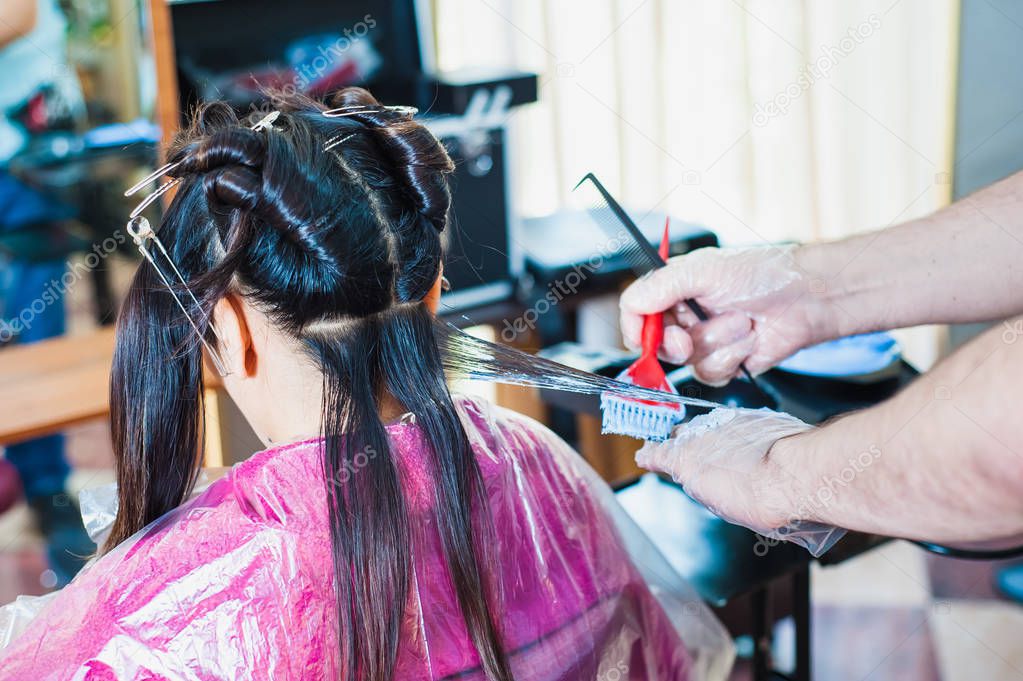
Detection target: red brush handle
<box><xmin>642</xmin><ymin>217</ymin><xmax>671</xmax><ymax>359</ymax></box>
<box><xmin>640</xmin><ymin>312</ymin><xmax>664</xmax><ymax>360</ymax></box>
<box><xmin>628</xmin><ymin>311</ymin><xmax>669</xmax><ymax>393</ymax></box>
<box><xmin>629</xmin><ymin>310</ymin><xmax>672</xmax><ymax>394</ymax></box>
<box><xmin>626</xmin><ymin>219</ymin><xmax>673</xmax><ymax>392</ymax></box>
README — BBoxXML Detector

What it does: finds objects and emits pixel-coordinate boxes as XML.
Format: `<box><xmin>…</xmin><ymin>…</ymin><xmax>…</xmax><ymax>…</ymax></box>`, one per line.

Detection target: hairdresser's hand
<box><xmin>620</xmin><ymin>245</ymin><xmax>831</xmax><ymax>386</ymax></box>
<box><xmin>636</xmin><ymin>407</ymin><xmax>813</xmax><ymax>538</ymax></box>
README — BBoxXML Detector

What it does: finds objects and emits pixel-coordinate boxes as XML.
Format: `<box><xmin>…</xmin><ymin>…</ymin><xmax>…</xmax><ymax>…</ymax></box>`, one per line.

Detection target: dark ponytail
<box><xmin>107</xmin><ymin>259</ymin><xmax>206</xmax><ymax>552</ymax></box>
<box><xmin>107</xmin><ymin>89</ymin><xmax>513</xmax><ymax>681</ymax></box>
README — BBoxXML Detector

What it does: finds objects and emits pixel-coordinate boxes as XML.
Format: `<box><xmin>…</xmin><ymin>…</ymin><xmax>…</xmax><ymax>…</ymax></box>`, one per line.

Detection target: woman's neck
<box><xmin>257</xmin><ymin>394</ymin><xmax>411</xmax><ymax>448</ymax></box>
<box><xmin>226</xmin><ymin>346</ymin><xmax>411</xmax><ymax>447</ymax></box>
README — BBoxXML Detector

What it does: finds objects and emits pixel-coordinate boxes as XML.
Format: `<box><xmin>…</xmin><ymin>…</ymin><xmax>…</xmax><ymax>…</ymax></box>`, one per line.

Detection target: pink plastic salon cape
<box><xmin>0</xmin><ymin>396</ymin><xmax>732</xmax><ymax>680</ymax></box>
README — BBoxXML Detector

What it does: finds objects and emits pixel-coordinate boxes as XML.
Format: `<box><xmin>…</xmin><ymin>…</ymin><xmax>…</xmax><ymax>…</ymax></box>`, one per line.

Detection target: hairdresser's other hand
<box><xmin>620</xmin><ymin>245</ymin><xmax>829</xmax><ymax>386</ymax></box>
<box><xmin>636</xmin><ymin>407</ymin><xmax>812</xmax><ymax>537</ymax></box>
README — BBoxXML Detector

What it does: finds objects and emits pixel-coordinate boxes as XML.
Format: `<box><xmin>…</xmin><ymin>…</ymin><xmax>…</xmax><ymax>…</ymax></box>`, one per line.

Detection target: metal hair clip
<box><xmin>128</xmin><ymin>177</ymin><xmax>182</xmax><ymax>220</ymax></box>
<box><xmin>126</xmin><ymin>216</ymin><xmax>231</xmax><ymax>377</ymax></box>
<box><xmin>251</xmin><ymin>110</ymin><xmax>280</xmax><ymax>131</ymax></box>
<box><xmin>324</xmin><ymin>132</ymin><xmax>356</xmax><ymax>151</ymax></box>
<box><xmin>123</xmin><ymin>161</ymin><xmax>177</xmax><ymax>198</ymax></box>
<box><xmin>321</xmin><ymin>104</ymin><xmax>418</xmax><ymax>118</ymax></box>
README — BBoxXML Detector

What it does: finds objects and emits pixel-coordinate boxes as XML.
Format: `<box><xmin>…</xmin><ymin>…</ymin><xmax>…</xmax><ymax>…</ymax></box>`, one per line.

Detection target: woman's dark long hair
<box><xmin>107</xmin><ymin>89</ymin><xmax>512</xmax><ymax>681</ymax></box>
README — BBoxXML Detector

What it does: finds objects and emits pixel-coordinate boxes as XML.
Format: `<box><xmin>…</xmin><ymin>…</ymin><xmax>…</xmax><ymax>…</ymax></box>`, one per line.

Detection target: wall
<box><xmin>953</xmin><ymin>0</ymin><xmax>1023</xmax><ymax>199</ymax></box>
<box><xmin>950</xmin><ymin>0</ymin><xmax>1023</xmax><ymax>348</ymax></box>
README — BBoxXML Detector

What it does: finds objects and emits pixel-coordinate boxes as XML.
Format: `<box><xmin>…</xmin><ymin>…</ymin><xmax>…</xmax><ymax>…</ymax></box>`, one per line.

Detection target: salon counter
<box><xmin>0</xmin><ymin>328</ymin><xmax>116</xmax><ymax>445</ymax></box>
<box><xmin>0</xmin><ymin>328</ymin><xmax>223</xmax><ymax>453</ymax></box>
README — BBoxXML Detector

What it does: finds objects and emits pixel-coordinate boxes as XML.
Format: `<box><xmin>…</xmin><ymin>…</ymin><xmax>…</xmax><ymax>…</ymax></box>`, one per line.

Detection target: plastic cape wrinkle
<box><xmin>0</xmin><ymin>395</ymin><xmax>733</xmax><ymax>681</ymax></box>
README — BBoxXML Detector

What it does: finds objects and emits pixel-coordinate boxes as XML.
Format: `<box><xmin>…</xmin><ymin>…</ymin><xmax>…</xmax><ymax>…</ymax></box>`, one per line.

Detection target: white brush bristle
<box><xmin>600</xmin><ymin>392</ymin><xmax>685</xmax><ymax>442</ymax></box>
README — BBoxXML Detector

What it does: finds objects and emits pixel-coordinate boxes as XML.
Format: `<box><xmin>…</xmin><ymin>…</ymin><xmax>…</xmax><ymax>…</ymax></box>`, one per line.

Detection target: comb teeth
<box><xmin>574</xmin><ymin>173</ymin><xmax>664</xmax><ymax>278</ymax></box>
<box><xmin>600</xmin><ymin>392</ymin><xmax>685</xmax><ymax>442</ymax></box>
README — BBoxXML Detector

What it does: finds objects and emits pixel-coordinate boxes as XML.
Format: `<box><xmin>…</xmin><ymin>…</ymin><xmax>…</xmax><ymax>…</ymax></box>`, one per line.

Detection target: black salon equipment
<box><xmin>163</xmin><ymin>0</ymin><xmax>534</xmax><ymax>317</ymax></box>
<box><xmin>434</xmin><ymin>126</ymin><xmax>515</xmax><ymax>313</ymax></box>
<box><xmin>4</xmin><ymin>130</ymin><xmax>158</xmax><ymax>325</ymax></box>
<box><xmin>513</xmin><ymin>209</ymin><xmax>717</xmax><ymax>343</ymax></box>
<box><xmin>168</xmin><ymin>0</ymin><xmax>539</xmax><ymax>117</ymax></box>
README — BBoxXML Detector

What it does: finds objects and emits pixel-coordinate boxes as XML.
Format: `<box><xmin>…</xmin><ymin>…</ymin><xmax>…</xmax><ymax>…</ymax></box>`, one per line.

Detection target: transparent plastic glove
<box><xmin>636</xmin><ymin>407</ymin><xmax>846</xmax><ymax>557</ymax></box>
<box><xmin>620</xmin><ymin>245</ymin><xmax>825</xmax><ymax>386</ymax></box>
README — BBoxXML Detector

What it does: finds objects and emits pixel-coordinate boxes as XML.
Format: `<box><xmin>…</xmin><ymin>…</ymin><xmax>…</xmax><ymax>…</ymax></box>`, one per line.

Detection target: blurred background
<box><xmin>1</xmin><ymin>1</ymin><xmax>1022</xmax><ymax>679</ymax></box>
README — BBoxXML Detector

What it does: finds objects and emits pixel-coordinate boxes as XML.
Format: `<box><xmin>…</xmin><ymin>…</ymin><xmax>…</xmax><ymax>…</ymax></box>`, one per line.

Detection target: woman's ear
<box><xmin>211</xmin><ymin>293</ymin><xmax>257</xmax><ymax>377</ymax></box>
<box><xmin>423</xmin><ymin>263</ymin><xmax>445</xmax><ymax>314</ymax></box>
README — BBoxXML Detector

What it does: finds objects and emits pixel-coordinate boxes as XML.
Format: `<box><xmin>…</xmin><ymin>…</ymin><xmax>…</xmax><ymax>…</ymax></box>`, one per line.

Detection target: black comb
<box><xmin>573</xmin><ymin>172</ymin><xmax>763</xmax><ymax>389</ymax></box>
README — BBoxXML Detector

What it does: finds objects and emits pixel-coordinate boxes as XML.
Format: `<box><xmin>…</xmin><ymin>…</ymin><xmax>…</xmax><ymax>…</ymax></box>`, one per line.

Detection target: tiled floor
<box><xmin>811</xmin><ymin>605</ymin><xmax>942</xmax><ymax>680</ymax></box>
<box><xmin>2</xmin><ymin>423</ymin><xmax>1022</xmax><ymax>679</ymax></box>
<box><xmin>725</xmin><ymin>540</ymin><xmax>1023</xmax><ymax>680</ymax></box>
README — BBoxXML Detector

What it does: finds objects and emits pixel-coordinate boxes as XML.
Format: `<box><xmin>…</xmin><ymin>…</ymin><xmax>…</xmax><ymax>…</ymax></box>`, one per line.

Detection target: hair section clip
<box><xmin>321</xmin><ymin>104</ymin><xmax>418</xmax><ymax>118</ymax></box>
<box><xmin>124</xmin><ymin>161</ymin><xmax>178</xmax><ymax>198</ymax></box>
<box><xmin>128</xmin><ymin>177</ymin><xmax>182</xmax><ymax>219</ymax></box>
<box><xmin>126</xmin><ymin>216</ymin><xmax>231</xmax><ymax>377</ymax></box>
<box><xmin>251</xmin><ymin>110</ymin><xmax>280</xmax><ymax>131</ymax></box>
<box><xmin>324</xmin><ymin>132</ymin><xmax>357</xmax><ymax>151</ymax></box>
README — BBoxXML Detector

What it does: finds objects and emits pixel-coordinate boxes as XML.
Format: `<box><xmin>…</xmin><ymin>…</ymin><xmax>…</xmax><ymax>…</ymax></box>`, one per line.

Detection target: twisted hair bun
<box><xmin>161</xmin><ymin>89</ymin><xmax>455</xmax><ymax>321</ymax></box>
<box><xmin>325</xmin><ymin>88</ymin><xmax>454</xmax><ymax>232</ymax></box>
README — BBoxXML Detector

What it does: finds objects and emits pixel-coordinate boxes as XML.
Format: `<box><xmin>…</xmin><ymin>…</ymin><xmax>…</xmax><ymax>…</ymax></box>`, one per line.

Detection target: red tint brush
<box><xmin>600</xmin><ymin>220</ymin><xmax>686</xmax><ymax>441</ymax></box>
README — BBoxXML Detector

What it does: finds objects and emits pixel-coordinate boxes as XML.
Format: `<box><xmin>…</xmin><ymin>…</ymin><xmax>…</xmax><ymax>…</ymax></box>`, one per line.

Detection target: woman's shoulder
<box><xmin>451</xmin><ymin>393</ymin><xmax>587</xmax><ymax>478</ymax></box>
<box><xmin>227</xmin><ymin>436</ymin><xmax>328</xmax><ymax>526</ymax></box>
<box><xmin>452</xmin><ymin>393</ymin><xmax>548</xmax><ymax>438</ymax></box>
<box><xmin>453</xmin><ymin>392</ymin><xmax>577</xmax><ymax>445</ymax></box>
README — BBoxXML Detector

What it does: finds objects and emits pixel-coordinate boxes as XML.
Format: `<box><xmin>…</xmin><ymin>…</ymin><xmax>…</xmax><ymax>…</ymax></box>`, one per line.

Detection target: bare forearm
<box><xmin>796</xmin><ymin>170</ymin><xmax>1023</xmax><ymax>338</ymax></box>
<box><xmin>770</xmin><ymin>320</ymin><xmax>1023</xmax><ymax>543</ymax></box>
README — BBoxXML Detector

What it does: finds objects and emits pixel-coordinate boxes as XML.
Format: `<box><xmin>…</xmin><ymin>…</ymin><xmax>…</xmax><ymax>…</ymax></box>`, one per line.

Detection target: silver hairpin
<box><xmin>321</xmin><ymin>104</ymin><xmax>418</xmax><ymax>118</ymax></box>
<box><xmin>126</xmin><ymin>216</ymin><xmax>231</xmax><ymax>377</ymax></box>
<box><xmin>129</xmin><ymin>177</ymin><xmax>182</xmax><ymax>219</ymax></box>
<box><xmin>324</xmin><ymin>132</ymin><xmax>357</xmax><ymax>151</ymax></box>
<box><xmin>124</xmin><ymin>161</ymin><xmax>177</xmax><ymax>198</ymax></box>
<box><xmin>320</xmin><ymin>104</ymin><xmax>416</xmax><ymax>153</ymax></box>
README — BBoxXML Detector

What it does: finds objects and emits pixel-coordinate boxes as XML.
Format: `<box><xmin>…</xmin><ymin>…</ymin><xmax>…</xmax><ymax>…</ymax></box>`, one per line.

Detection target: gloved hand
<box><xmin>620</xmin><ymin>245</ymin><xmax>830</xmax><ymax>386</ymax></box>
<box><xmin>636</xmin><ymin>407</ymin><xmax>846</xmax><ymax>557</ymax></box>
